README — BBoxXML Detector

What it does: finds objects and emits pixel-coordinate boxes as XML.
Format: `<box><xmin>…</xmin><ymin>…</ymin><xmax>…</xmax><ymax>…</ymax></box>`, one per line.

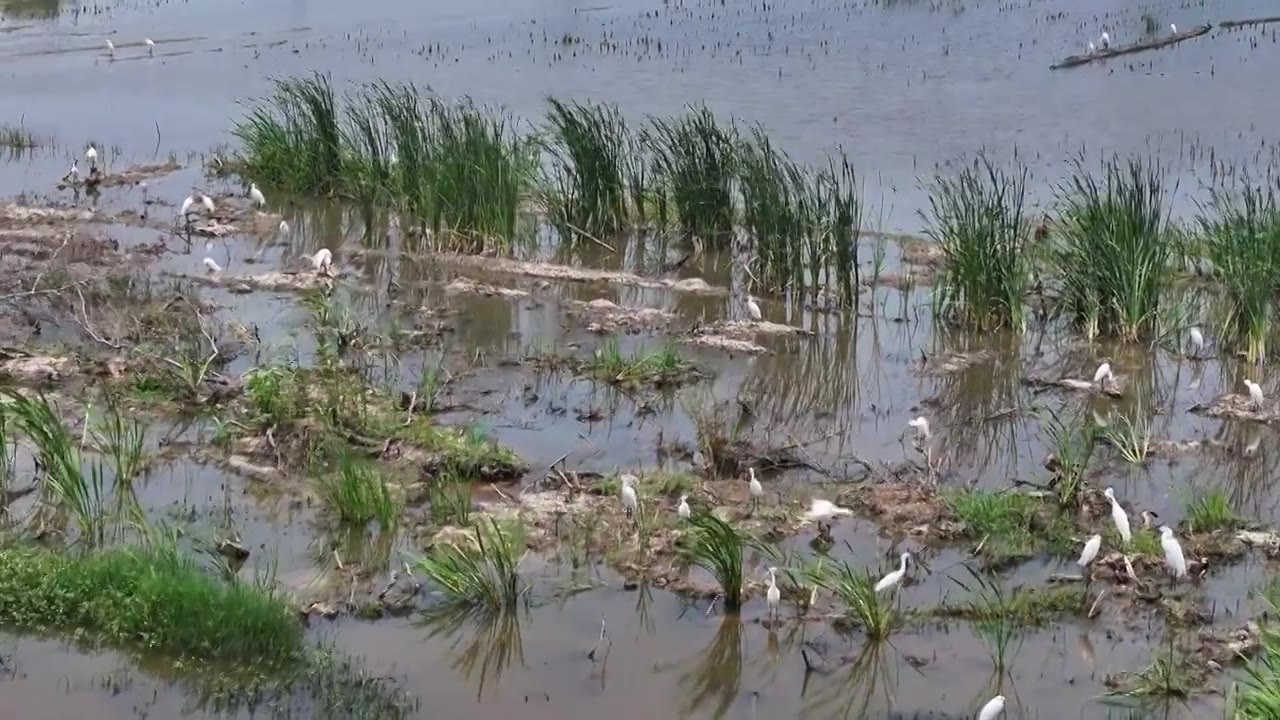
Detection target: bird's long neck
<box><xmin>898</xmin><ymin>555</ymin><xmax>907</xmax><ymax>572</ymax></box>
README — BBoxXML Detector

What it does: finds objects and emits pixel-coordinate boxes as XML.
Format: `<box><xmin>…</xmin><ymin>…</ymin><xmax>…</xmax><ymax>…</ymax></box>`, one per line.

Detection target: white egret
<box><xmin>875</xmin><ymin>553</ymin><xmax>910</xmax><ymax>593</ymax></box>
<box><xmin>766</xmin><ymin>567</ymin><xmax>781</xmax><ymax>620</ymax></box>
<box><xmin>746</xmin><ymin>295</ymin><xmax>762</xmax><ymax>322</ymax></box>
<box><xmin>1088</xmin><ymin>40</ymin><xmax>1096</xmax><ymax>53</ymax></box>
<box><xmin>68</xmin><ymin>161</ymin><xmax>79</xmax><ymax>182</ymax></box>
<box><xmin>105</xmin><ymin>39</ymin><xmax>115</xmax><ymax>56</ymax></box>
<box><xmin>248</xmin><ymin>182</ymin><xmax>266</xmax><ymax>208</ymax></box>
<box><xmin>907</xmin><ymin>416</ymin><xmax>931</xmax><ymax>442</ymax></box>
<box><xmin>620</xmin><ymin>478</ymin><xmax>638</xmax><ymax>519</ymax></box>
<box><xmin>311</xmin><ymin>248</ymin><xmax>334</xmax><ymax>274</ymax></box>
<box><xmin>279</xmin><ymin>220</ymin><xmax>290</xmax><ymax>235</ymax></box>
<box><xmin>85</xmin><ymin>144</ymin><xmax>98</xmax><ymax>168</ymax></box>
<box><xmin>1092</xmin><ymin>362</ymin><xmax>1113</xmax><ymax>390</ymax></box>
<box><xmin>180</xmin><ymin>195</ymin><xmax>196</xmax><ymax>218</ymax></box>
<box><xmin>1104</xmin><ymin>487</ymin><xmax>1131</xmax><ymax>545</ymax></box>
<box><xmin>747</xmin><ymin>467</ymin><xmax>763</xmax><ymax>510</ymax></box>
<box><xmin>200</xmin><ymin>193</ymin><xmax>215</xmax><ymax>213</ymax></box>
<box><xmin>677</xmin><ymin>494</ymin><xmax>691</xmax><ymax>520</ymax></box>
<box><xmin>1099</xmin><ymin>31</ymin><xmax>1111</xmax><ymax>49</ymax></box>
<box><xmin>1246</xmin><ymin>380</ymin><xmax>1265</xmax><ymax>410</ymax></box>
<box><xmin>1160</xmin><ymin>526</ymin><xmax>1187</xmax><ymax>582</ymax></box>
<box><xmin>803</xmin><ymin>498</ymin><xmax>852</xmax><ymax>522</ymax></box>
<box><xmin>978</xmin><ymin>695</ymin><xmax>1006</xmax><ymax>720</ymax></box>
<box><xmin>1077</xmin><ymin>534</ymin><xmax>1102</xmax><ymax>568</ymax></box>
<box><xmin>1188</xmin><ymin>326</ymin><xmax>1204</xmax><ymax>357</ymax></box>
<box><xmin>202</xmin><ymin>257</ymin><xmax>223</xmax><ymax>274</ymax></box>
<box><xmin>1170</xmin><ymin>23</ymin><xmax>1178</xmax><ymax>34</ymax></box>
<box><xmin>140</xmin><ymin>181</ymin><xmax>149</xmax><ymax>204</ymax></box>
<box><xmin>145</xmin><ymin>37</ymin><xmax>155</xmax><ymax>55</ymax></box>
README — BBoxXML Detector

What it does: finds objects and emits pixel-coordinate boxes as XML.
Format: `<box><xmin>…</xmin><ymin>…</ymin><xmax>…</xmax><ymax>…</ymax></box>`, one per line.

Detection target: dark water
<box><xmin>2</xmin><ymin>0</ymin><xmax>1279</xmax><ymax>717</ymax></box>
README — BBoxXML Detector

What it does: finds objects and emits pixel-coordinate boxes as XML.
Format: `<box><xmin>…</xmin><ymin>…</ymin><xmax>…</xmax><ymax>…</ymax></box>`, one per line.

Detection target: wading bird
<box><xmin>202</xmin><ymin>257</ymin><xmax>222</xmax><ymax>274</ymax></box>
<box><xmin>978</xmin><ymin>695</ymin><xmax>1006</xmax><ymax>720</ymax></box>
<box><xmin>907</xmin><ymin>416</ymin><xmax>930</xmax><ymax>442</ymax></box>
<box><xmin>248</xmin><ymin>182</ymin><xmax>266</xmax><ymax>208</ymax></box>
<box><xmin>620</xmin><ymin>475</ymin><xmax>638</xmax><ymax>519</ymax></box>
<box><xmin>747</xmin><ymin>467</ymin><xmax>763</xmax><ymax>510</ymax></box>
<box><xmin>1077</xmin><ymin>534</ymin><xmax>1102</xmax><ymax>569</ymax></box>
<box><xmin>1188</xmin><ymin>326</ymin><xmax>1204</xmax><ymax>357</ymax></box>
<box><xmin>1099</xmin><ymin>31</ymin><xmax>1111</xmax><ymax>49</ymax></box>
<box><xmin>1093</xmin><ymin>362</ymin><xmax>1114</xmax><ymax>390</ymax></box>
<box><xmin>66</xmin><ymin>161</ymin><xmax>79</xmax><ymax>183</ymax></box>
<box><xmin>766</xmin><ymin>567</ymin><xmax>780</xmax><ymax>620</ymax></box>
<box><xmin>875</xmin><ymin>552</ymin><xmax>910</xmax><ymax>593</ymax></box>
<box><xmin>1246</xmin><ymin>380</ymin><xmax>1265</xmax><ymax>410</ymax></box>
<box><xmin>1161</xmin><ymin>526</ymin><xmax>1187</xmax><ymax>583</ymax></box>
<box><xmin>746</xmin><ymin>295</ymin><xmax>762</xmax><ymax>322</ymax></box>
<box><xmin>85</xmin><ymin>144</ymin><xmax>98</xmax><ymax>169</ymax></box>
<box><xmin>1171</xmin><ymin>23</ymin><xmax>1178</xmax><ymax>34</ymax></box>
<box><xmin>105</xmin><ymin>39</ymin><xmax>115</xmax><ymax>57</ymax></box>
<box><xmin>200</xmin><ymin>193</ymin><xmax>215</xmax><ymax>214</ymax></box>
<box><xmin>279</xmin><ymin>220</ymin><xmax>290</xmax><ymax>235</ymax></box>
<box><xmin>145</xmin><ymin>37</ymin><xmax>155</xmax><ymax>55</ymax></box>
<box><xmin>311</xmin><ymin>248</ymin><xmax>333</xmax><ymax>274</ymax></box>
<box><xmin>1140</xmin><ymin>510</ymin><xmax>1160</xmax><ymax>529</ymax></box>
<box><xmin>1088</xmin><ymin>40</ymin><xmax>1096</xmax><ymax>53</ymax></box>
<box><xmin>677</xmin><ymin>494</ymin><xmax>691</xmax><ymax>520</ymax></box>
<box><xmin>1104</xmin><ymin>487</ymin><xmax>1131</xmax><ymax>544</ymax></box>
<box><xmin>803</xmin><ymin>498</ymin><xmax>852</xmax><ymax>522</ymax></box>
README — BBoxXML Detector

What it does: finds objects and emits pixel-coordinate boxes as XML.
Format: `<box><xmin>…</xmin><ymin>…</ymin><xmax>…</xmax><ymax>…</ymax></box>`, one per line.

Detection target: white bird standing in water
<box><xmin>620</xmin><ymin>475</ymin><xmax>638</xmax><ymax>519</ymax></box>
<box><xmin>1246</xmin><ymin>380</ymin><xmax>1265</xmax><ymax>410</ymax></box>
<box><xmin>105</xmin><ymin>39</ymin><xmax>115</xmax><ymax>57</ymax></box>
<box><xmin>1170</xmin><ymin>23</ymin><xmax>1178</xmax><ymax>34</ymax></box>
<box><xmin>1093</xmin><ymin>362</ymin><xmax>1114</xmax><ymax>390</ymax></box>
<box><xmin>747</xmin><ymin>467</ymin><xmax>763</xmax><ymax>510</ymax></box>
<box><xmin>1160</xmin><ymin>526</ymin><xmax>1187</xmax><ymax>582</ymax></box>
<box><xmin>85</xmin><ymin>144</ymin><xmax>98</xmax><ymax>168</ymax></box>
<box><xmin>1077</xmin><ymin>534</ymin><xmax>1102</xmax><ymax>568</ymax></box>
<box><xmin>180</xmin><ymin>194</ymin><xmax>196</xmax><ymax>218</ymax></box>
<box><xmin>677</xmin><ymin>494</ymin><xmax>691</xmax><ymax>520</ymax></box>
<box><xmin>202</xmin><ymin>257</ymin><xmax>223</xmax><ymax>274</ymax></box>
<box><xmin>311</xmin><ymin>248</ymin><xmax>333</xmax><ymax>274</ymax></box>
<box><xmin>1188</xmin><ymin>327</ymin><xmax>1204</xmax><ymax>357</ymax></box>
<box><xmin>279</xmin><ymin>220</ymin><xmax>290</xmax><ymax>235</ymax></box>
<box><xmin>978</xmin><ymin>695</ymin><xmax>1006</xmax><ymax>720</ymax></box>
<box><xmin>765</xmin><ymin>567</ymin><xmax>781</xmax><ymax>620</ymax></box>
<box><xmin>1104</xmin><ymin>487</ymin><xmax>1131</xmax><ymax>545</ymax></box>
<box><xmin>907</xmin><ymin>416</ymin><xmax>931</xmax><ymax>442</ymax></box>
<box><xmin>746</xmin><ymin>295</ymin><xmax>762</xmax><ymax>322</ymax></box>
<box><xmin>875</xmin><ymin>553</ymin><xmax>910</xmax><ymax>593</ymax></box>
<box><xmin>1099</xmin><ymin>31</ymin><xmax>1111</xmax><ymax>49</ymax></box>
<box><xmin>200</xmin><ymin>193</ymin><xmax>215</xmax><ymax>214</ymax></box>
<box><xmin>248</xmin><ymin>182</ymin><xmax>266</xmax><ymax>208</ymax></box>
<box><xmin>145</xmin><ymin>37</ymin><xmax>155</xmax><ymax>55</ymax></box>
<box><xmin>803</xmin><ymin>498</ymin><xmax>852</xmax><ymax>522</ymax></box>
<box><xmin>1087</xmin><ymin>40</ymin><xmax>1096</xmax><ymax>53</ymax></box>
<box><xmin>67</xmin><ymin>161</ymin><xmax>79</xmax><ymax>182</ymax></box>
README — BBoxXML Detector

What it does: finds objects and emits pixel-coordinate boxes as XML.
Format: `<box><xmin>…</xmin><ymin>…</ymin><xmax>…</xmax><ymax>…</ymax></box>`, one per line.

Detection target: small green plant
<box><xmin>681</xmin><ymin>512</ymin><xmax>748</xmax><ymax>610</ymax></box>
<box><xmin>947</xmin><ymin>489</ymin><xmax>1075</xmax><ymax>563</ymax></box>
<box><xmin>414</xmin><ymin>518</ymin><xmax>527</xmax><ymax>612</ymax></box>
<box><xmin>818</xmin><ymin>560</ymin><xmax>901</xmax><ymax>640</ymax></box>
<box><xmin>543</xmin><ymin>97</ymin><xmax>631</xmax><ymax>236</ymax></box>
<box><xmin>924</xmin><ymin>155</ymin><xmax>1031</xmax><ymax>332</ymax></box>
<box><xmin>1099</xmin><ymin>408</ymin><xmax>1151</xmax><ymax>465</ymax></box>
<box><xmin>1239</xmin><ymin>591</ymin><xmax>1280</xmax><ymax>716</ymax></box>
<box><xmin>427</xmin><ymin>468</ymin><xmax>472</xmax><ymax>525</ymax></box>
<box><xmin>1184</xmin><ymin>489</ymin><xmax>1241</xmax><ymax>533</ymax></box>
<box><xmin>245</xmin><ymin>365</ymin><xmax>301</xmax><ymax>426</ymax></box>
<box><xmin>1054</xmin><ymin>155</ymin><xmax>1169</xmax><ymax>341</ymax></box>
<box><xmin>91</xmin><ymin>394</ymin><xmax>148</xmax><ymax>487</ymax></box>
<box><xmin>646</xmin><ymin>106</ymin><xmax>738</xmax><ymax>241</ymax></box>
<box><xmin>315</xmin><ymin>453</ymin><xmax>400</xmax><ymax>530</ymax></box>
<box><xmin>584</xmin><ymin>338</ymin><xmax>696</xmax><ymax>387</ymax></box>
<box><xmin>1111</xmin><ymin>635</ymin><xmax>1193</xmax><ymax>699</ymax></box>
<box><xmin>951</xmin><ymin>567</ymin><xmax>1024</xmax><ymax>672</ymax></box>
<box><xmin>1045</xmin><ymin>410</ymin><xmax>1096</xmax><ymax>507</ymax></box>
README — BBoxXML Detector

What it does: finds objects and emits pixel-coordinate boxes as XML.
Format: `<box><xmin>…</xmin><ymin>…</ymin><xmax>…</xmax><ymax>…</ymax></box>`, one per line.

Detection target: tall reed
<box><xmin>1199</xmin><ymin>174</ymin><xmax>1280</xmax><ymax>363</ymax></box>
<box><xmin>647</xmin><ymin>106</ymin><xmax>738</xmax><ymax>242</ymax></box>
<box><xmin>414</xmin><ymin>518</ymin><xmax>527</xmax><ymax>612</ymax></box>
<box><xmin>681</xmin><ymin>512</ymin><xmax>748</xmax><ymax>609</ymax></box>
<box><xmin>1054</xmin><ymin>156</ymin><xmax>1170</xmax><ymax>340</ymax></box>
<box><xmin>234</xmin><ymin>72</ymin><xmax>342</xmax><ymax>194</ymax></box>
<box><xmin>544</xmin><ymin>98</ymin><xmax>631</xmax><ymax>236</ymax></box>
<box><xmin>924</xmin><ymin>155</ymin><xmax>1031</xmax><ymax>331</ymax></box>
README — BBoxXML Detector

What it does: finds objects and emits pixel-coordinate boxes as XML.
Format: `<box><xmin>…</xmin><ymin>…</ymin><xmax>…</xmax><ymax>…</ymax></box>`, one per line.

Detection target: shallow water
<box><xmin>4</xmin><ymin>0</ymin><xmax>1280</xmax><ymax>717</ymax></box>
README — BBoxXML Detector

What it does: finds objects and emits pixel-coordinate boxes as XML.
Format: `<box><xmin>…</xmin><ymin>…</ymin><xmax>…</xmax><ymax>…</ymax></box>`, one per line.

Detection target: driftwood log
<box><xmin>1051</xmin><ymin>23</ymin><xmax>1212</xmax><ymax>69</ymax></box>
<box><xmin>1220</xmin><ymin>16</ymin><xmax>1280</xmax><ymax>29</ymax></box>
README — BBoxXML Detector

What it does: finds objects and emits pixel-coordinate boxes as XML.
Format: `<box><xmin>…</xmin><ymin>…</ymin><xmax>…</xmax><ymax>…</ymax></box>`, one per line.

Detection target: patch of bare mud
<box><xmin>896</xmin><ymin>234</ymin><xmax>943</xmax><ymax>266</ymax></box>
<box><xmin>97</xmin><ymin>160</ymin><xmax>184</xmax><ymax>189</ymax></box>
<box><xmin>1190</xmin><ymin>394</ymin><xmax>1280</xmax><ymax>423</ymax></box>
<box><xmin>184</xmin><ymin>269</ymin><xmax>333</xmax><ymax>293</ymax></box>
<box><xmin>919</xmin><ymin>350</ymin><xmax>993</xmax><ymax>375</ymax></box>
<box><xmin>444</xmin><ymin>277</ymin><xmax>528</xmax><ymax>299</ymax></box>
<box><xmin>1024</xmin><ymin>374</ymin><xmax>1125</xmax><ymax>399</ymax></box>
<box><xmin>567</xmin><ymin>297</ymin><xmax>675</xmax><ymax>333</ymax></box>
<box><xmin>683</xmin><ymin>319</ymin><xmax>810</xmax><ymax>355</ymax></box>
<box><xmin>433</xmin><ymin>254</ymin><xmax>725</xmax><ymax>294</ymax></box>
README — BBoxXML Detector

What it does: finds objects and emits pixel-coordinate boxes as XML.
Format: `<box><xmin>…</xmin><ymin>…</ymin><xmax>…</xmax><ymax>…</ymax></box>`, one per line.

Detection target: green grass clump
<box><xmin>681</xmin><ymin>512</ymin><xmax>749</xmax><ymax>610</ymax></box>
<box><xmin>315</xmin><ymin>453</ymin><xmax>400</xmax><ymax>530</ymax></box>
<box><xmin>0</xmin><ymin>122</ymin><xmax>39</xmax><ymax>150</ymax></box>
<box><xmin>0</xmin><ymin>544</ymin><xmax>302</xmax><ymax>664</ymax></box>
<box><xmin>543</xmin><ymin>98</ymin><xmax>631</xmax><ymax>236</ymax></box>
<box><xmin>234</xmin><ymin>72</ymin><xmax>343</xmax><ymax>195</ymax></box>
<box><xmin>819</xmin><ymin>560</ymin><xmax>902</xmax><ymax>640</ymax></box>
<box><xmin>1199</xmin><ymin>177</ymin><xmax>1280</xmax><ymax>363</ymax></box>
<box><xmin>427</xmin><ymin>467</ymin><xmax>472</xmax><ymax>525</ymax></box>
<box><xmin>414</xmin><ymin>518</ymin><xmax>527</xmax><ymax>612</ymax></box>
<box><xmin>947</xmin><ymin>489</ymin><xmax>1075</xmax><ymax>563</ymax></box>
<box><xmin>584</xmin><ymin>338</ymin><xmax>697</xmax><ymax>388</ymax></box>
<box><xmin>1098</xmin><ymin>408</ymin><xmax>1152</xmax><ymax>465</ymax></box>
<box><xmin>924</xmin><ymin>155</ymin><xmax>1031</xmax><ymax>332</ymax></box>
<box><xmin>1185</xmin><ymin>489</ymin><xmax>1242</xmax><ymax>533</ymax></box>
<box><xmin>1054</xmin><ymin>155</ymin><xmax>1170</xmax><ymax>341</ymax></box>
<box><xmin>1239</xmin><ymin>592</ymin><xmax>1280</xmax><ymax>717</ymax></box>
<box><xmin>646</xmin><ymin>106</ymin><xmax>738</xmax><ymax>241</ymax></box>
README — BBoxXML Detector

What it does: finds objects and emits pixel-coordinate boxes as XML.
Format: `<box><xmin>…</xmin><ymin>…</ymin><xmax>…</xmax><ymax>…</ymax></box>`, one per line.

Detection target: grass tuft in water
<box><xmin>681</xmin><ymin>511</ymin><xmax>749</xmax><ymax>610</ymax></box>
<box><xmin>543</xmin><ymin>98</ymin><xmax>631</xmax><ymax>237</ymax></box>
<box><xmin>1054</xmin><ymin>155</ymin><xmax>1170</xmax><ymax>341</ymax></box>
<box><xmin>646</xmin><ymin>106</ymin><xmax>738</xmax><ymax>242</ymax></box>
<box><xmin>924</xmin><ymin>155</ymin><xmax>1031</xmax><ymax>331</ymax></box>
<box><xmin>315</xmin><ymin>452</ymin><xmax>400</xmax><ymax>530</ymax></box>
<box><xmin>0</xmin><ymin>122</ymin><xmax>40</xmax><ymax>150</ymax></box>
<box><xmin>1199</xmin><ymin>173</ymin><xmax>1280</xmax><ymax>363</ymax></box>
<box><xmin>1184</xmin><ymin>489</ymin><xmax>1242</xmax><ymax>533</ymax></box>
<box><xmin>947</xmin><ymin>489</ymin><xmax>1075</xmax><ymax>563</ymax></box>
<box><xmin>414</xmin><ymin>518</ymin><xmax>527</xmax><ymax>612</ymax></box>
<box><xmin>583</xmin><ymin>338</ymin><xmax>697</xmax><ymax>387</ymax></box>
<box><xmin>0</xmin><ymin>543</ymin><xmax>302</xmax><ymax>664</ymax></box>
<box><xmin>234</xmin><ymin>72</ymin><xmax>343</xmax><ymax>195</ymax></box>
<box><xmin>427</xmin><ymin>467</ymin><xmax>473</xmax><ymax>526</ymax></box>
<box><xmin>818</xmin><ymin>560</ymin><xmax>901</xmax><ymax>640</ymax></box>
